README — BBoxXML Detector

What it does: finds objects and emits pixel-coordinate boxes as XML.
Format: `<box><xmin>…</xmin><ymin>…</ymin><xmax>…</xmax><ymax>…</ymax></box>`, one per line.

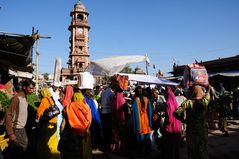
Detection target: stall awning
<box><xmin>8</xmin><ymin>69</ymin><xmax>33</xmax><ymax>78</ymax></box>
<box><xmin>209</xmin><ymin>71</ymin><xmax>239</xmax><ymax>77</ymax></box>
<box><xmin>0</xmin><ymin>33</ymin><xmax>35</xmax><ymax>72</ymax></box>
<box><xmin>86</xmin><ymin>55</ymin><xmax>150</xmax><ymax>76</ymax></box>
<box><xmin>118</xmin><ymin>73</ymin><xmax>179</xmax><ymax>86</ymax></box>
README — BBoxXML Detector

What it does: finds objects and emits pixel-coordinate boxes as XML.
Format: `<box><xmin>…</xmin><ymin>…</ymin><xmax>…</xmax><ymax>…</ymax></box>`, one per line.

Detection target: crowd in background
<box><xmin>1</xmin><ymin>78</ymin><xmax>239</xmax><ymax>159</ymax></box>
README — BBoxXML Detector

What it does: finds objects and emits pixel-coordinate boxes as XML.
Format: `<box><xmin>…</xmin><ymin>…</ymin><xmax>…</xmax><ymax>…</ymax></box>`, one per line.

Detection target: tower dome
<box><xmin>74</xmin><ymin>0</ymin><xmax>87</xmax><ymax>12</ymax></box>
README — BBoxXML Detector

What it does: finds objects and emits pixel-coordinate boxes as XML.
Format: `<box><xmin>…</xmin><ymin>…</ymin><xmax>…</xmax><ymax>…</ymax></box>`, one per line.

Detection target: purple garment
<box><xmin>111</xmin><ymin>92</ymin><xmax>126</xmax><ymax>153</ymax></box>
<box><xmin>112</xmin><ymin>92</ymin><xmax>126</xmax><ymax>124</ymax></box>
<box><xmin>165</xmin><ymin>88</ymin><xmax>181</xmax><ymax>134</ymax></box>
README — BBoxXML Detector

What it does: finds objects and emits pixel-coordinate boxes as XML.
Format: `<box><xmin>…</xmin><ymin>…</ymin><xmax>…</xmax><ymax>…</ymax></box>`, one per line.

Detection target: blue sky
<box><xmin>1</xmin><ymin>0</ymin><xmax>239</xmax><ymax>76</ymax></box>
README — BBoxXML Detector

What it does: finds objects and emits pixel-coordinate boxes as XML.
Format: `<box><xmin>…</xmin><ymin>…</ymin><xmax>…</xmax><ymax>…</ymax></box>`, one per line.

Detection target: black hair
<box><xmin>95</xmin><ymin>85</ymin><xmax>100</xmax><ymax>90</ymax></box>
<box><xmin>22</xmin><ymin>79</ymin><xmax>35</xmax><ymax>87</ymax></box>
<box><xmin>134</xmin><ymin>85</ymin><xmax>142</xmax><ymax>97</ymax></box>
<box><xmin>73</xmin><ymin>85</ymin><xmax>80</xmax><ymax>92</ymax></box>
<box><xmin>134</xmin><ymin>86</ymin><xmax>145</xmax><ymax>107</ymax></box>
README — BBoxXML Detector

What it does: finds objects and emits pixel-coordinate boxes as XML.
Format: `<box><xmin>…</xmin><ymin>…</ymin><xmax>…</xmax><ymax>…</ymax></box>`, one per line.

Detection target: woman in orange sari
<box><xmin>36</xmin><ymin>87</ymin><xmax>60</xmax><ymax>159</ymax></box>
<box><xmin>132</xmin><ymin>86</ymin><xmax>153</xmax><ymax>157</ymax></box>
<box><xmin>58</xmin><ymin>92</ymin><xmax>92</xmax><ymax>159</ymax></box>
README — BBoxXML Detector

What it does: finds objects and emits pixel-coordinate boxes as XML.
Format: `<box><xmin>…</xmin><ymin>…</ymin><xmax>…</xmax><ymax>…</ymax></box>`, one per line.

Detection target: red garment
<box><xmin>62</xmin><ymin>85</ymin><xmax>74</xmax><ymax>107</ymax></box>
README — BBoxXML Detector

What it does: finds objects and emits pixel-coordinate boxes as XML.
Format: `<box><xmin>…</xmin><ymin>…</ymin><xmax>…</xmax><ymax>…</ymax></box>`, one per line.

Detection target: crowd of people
<box><xmin>1</xmin><ymin>78</ymin><xmax>239</xmax><ymax>159</ymax></box>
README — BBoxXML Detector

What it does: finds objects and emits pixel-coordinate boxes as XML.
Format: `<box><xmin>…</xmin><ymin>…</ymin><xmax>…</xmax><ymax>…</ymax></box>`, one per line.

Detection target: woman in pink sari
<box><xmin>111</xmin><ymin>87</ymin><xmax>126</xmax><ymax>153</ymax></box>
<box><xmin>161</xmin><ymin>86</ymin><xmax>181</xmax><ymax>159</ymax></box>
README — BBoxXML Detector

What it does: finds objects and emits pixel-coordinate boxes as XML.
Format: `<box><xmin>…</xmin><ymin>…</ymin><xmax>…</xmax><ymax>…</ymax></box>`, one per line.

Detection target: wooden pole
<box><xmin>35</xmin><ymin>39</ymin><xmax>39</xmax><ymax>95</ymax></box>
<box><xmin>32</xmin><ymin>28</ymin><xmax>51</xmax><ymax>94</ymax></box>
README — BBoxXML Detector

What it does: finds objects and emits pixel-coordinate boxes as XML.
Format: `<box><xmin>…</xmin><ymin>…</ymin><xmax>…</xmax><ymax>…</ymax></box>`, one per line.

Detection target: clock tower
<box><xmin>61</xmin><ymin>0</ymin><xmax>90</xmax><ymax>81</ymax></box>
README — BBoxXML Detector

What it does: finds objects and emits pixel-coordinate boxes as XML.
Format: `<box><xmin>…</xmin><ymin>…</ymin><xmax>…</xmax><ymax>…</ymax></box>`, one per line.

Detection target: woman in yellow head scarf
<box><xmin>36</xmin><ymin>87</ymin><xmax>60</xmax><ymax>159</ymax></box>
<box><xmin>58</xmin><ymin>92</ymin><xmax>92</xmax><ymax>159</ymax></box>
<box><xmin>73</xmin><ymin>92</ymin><xmax>85</xmax><ymax>102</ymax></box>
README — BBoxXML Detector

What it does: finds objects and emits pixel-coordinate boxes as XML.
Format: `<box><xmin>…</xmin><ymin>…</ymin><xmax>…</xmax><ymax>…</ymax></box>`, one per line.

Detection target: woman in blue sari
<box><xmin>82</xmin><ymin>89</ymin><xmax>102</xmax><ymax>150</ymax></box>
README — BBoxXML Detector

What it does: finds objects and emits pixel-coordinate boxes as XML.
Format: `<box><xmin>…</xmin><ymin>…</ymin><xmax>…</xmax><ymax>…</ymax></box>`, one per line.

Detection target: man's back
<box><xmin>100</xmin><ymin>87</ymin><xmax>114</xmax><ymax>114</ymax></box>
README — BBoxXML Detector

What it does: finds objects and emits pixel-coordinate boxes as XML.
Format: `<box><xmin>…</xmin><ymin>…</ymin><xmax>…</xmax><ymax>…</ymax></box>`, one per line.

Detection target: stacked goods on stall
<box><xmin>111</xmin><ymin>74</ymin><xmax>129</xmax><ymax>91</ymax></box>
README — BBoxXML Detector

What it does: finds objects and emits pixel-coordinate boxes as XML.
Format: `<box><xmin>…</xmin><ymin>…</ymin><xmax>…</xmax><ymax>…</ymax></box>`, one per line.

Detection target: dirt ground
<box><xmin>93</xmin><ymin>120</ymin><xmax>239</xmax><ymax>159</ymax></box>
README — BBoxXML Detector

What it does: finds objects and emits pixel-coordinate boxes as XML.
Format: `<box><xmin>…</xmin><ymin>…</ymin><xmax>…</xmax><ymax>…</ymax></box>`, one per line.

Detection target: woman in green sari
<box><xmin>174</xmin><ymin>85</ymin><xmax>211</xmax><ymax>159</ymax></box>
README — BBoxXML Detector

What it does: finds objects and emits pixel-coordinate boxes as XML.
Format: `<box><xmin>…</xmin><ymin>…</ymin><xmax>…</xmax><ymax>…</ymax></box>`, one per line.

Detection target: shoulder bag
<box><xmin>40</xmin><ymin>97</ymin><xmax>60</xmax><ymax>122</ymax></box>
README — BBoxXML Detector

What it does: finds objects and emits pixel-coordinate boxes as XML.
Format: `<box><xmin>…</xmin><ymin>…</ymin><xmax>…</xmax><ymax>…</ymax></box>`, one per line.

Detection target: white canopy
<box><xmin>85</xmin><ymin>55</ymin><xmax>150</xmax><ymax>76</ymax></box>
<box><xmin>118</xmin><ymin>73</ymin><xmax>179</xmax><ymax>86</ymax></box>
<box><xmin>8</xmin><ymin>69</ymin><xmax>33</xmax><ymax>79</ymax></box>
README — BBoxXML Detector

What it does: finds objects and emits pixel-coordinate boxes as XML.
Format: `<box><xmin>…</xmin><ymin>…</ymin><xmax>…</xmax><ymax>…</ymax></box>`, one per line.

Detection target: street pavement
<box><xmin>93</xmin><ymin>120</ymin><xmax>239</xmax><ymax>159</ymax></box>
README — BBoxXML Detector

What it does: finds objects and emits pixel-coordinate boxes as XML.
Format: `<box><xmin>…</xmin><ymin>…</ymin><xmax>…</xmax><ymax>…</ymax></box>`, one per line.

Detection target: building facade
<box><xmin>171</xmin><ymin>55</ymin><xmax>239</xmax><ymax>90</ymax></box>
<box><xmin>61</xmin><ymin>0</ymin><xmax>90</xmax><ymax>82</ymax></box>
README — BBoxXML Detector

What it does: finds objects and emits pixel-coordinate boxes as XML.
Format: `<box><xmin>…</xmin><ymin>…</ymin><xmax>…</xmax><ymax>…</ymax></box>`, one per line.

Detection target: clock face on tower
<box><xmin>77</xmin><ymin>27</ymin><xmax>83</xmax><ymax>34</ymax></box>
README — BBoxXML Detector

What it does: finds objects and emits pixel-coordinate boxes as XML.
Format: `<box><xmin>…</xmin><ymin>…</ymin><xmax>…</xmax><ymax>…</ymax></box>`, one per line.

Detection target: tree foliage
<box><xmin>42</xmin><ymin>73</ymin><xmax>49</xmax><ymax>80</ymax></box>
<box><xmin>120</xmin><ymin>65</ymin><xmax>133</xmax><ymax>73</ymax></box>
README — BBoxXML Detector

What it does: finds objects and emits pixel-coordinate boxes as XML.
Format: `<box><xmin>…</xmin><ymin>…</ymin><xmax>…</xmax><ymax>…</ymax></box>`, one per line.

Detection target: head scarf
<box><xmin>190</xmin><ymin>85</ymin><xmax>204</xmax><ymax>100</ymax></box>
<box><xmin>62</xmin><ymin>85</ymin><xmax>74</xmax><ymax>107</ymax></box>
<box><xmin>41</xmin><ymin>87</ymin><xmax>51</xmax><ymax>98</ymax></box>
<box><xmin>73</xmin><ymin>92</ymin><xmax>84</xmax><ymax>102</ymax></box>
<box><xmin>40</xmin><ymin>87</ymin><xmax>54</xmax><ymax>105</ymax></box>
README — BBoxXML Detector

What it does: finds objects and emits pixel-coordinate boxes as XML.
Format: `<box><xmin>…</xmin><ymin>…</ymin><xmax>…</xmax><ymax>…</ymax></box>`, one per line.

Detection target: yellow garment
<box><xmin>41</xmin><ymin>87</ymin><xmax>53</xmax><ymax>99</ymax></box>
<box><xmin>48</xmin><ymin>128</ymin><xmax>61</xmax><ymax>158</ymax></box>
<box><xmin>73</xmin><ymin>92</ymin><xmax>84</xmax><ymax>102</ymax></box>
<box><xmin>36</xmin><ymin>87</ymin><xmax>60</xmax><ymax>159</ymax></box>
<box><xmin>37</xmin><ymin>123</ymin><xmax>60</xmax><ymax>159</ymax></box>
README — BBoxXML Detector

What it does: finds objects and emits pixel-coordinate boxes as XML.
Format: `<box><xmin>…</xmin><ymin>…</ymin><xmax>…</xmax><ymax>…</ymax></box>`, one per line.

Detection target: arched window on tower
<box><xmin>77</xmin><ymin>14</ymin><xmax>83</xmax><ymax>21</ymax></box>
<box><xmin>79</xmin><ymin>46</ymin><xmax>83</xmax><ymax>52</ymax></box>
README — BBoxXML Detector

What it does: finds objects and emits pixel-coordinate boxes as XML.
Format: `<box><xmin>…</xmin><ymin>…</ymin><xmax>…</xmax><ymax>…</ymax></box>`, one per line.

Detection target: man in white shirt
<box><xmin>99</xmin><ymin>86</ymin><xmax>114</xmax><ymax>151</ymax></box>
